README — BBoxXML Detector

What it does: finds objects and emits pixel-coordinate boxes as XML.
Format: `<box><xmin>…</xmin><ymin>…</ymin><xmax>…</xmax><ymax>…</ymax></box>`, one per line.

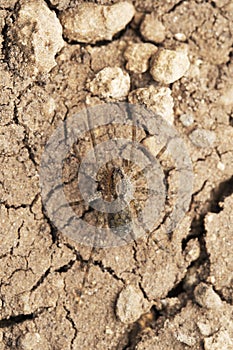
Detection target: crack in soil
<box><xmin>122</xmin><ymin>175</ymin><xmax>233</xmax><ymax>348</ymax></box>
<box><xmin>64</xmin><ymin>305</ymin><xmax>78</xmax><ymax>349</ymax></box>
<box><xmin>0</xmin><ymin>307</ymin><xmax>48</xmax><ymax>328</ymax></box>
<box><xmin>30</xmin><ymin>267</ymin><xmax>51</xmax><ymax>292</ymax></box>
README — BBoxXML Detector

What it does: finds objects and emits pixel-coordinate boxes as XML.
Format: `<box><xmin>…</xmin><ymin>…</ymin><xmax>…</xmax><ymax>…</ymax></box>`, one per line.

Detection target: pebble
<box><xmin>219</xmin><ymin>84</ymin><xmax>233</xmax><ymax>106</ymax></box>
<box><xmin>150</xmin><ymin>49</ymin><xmax>190</xmax><ymax>84</ymax></box>
<box><xmin>175</xmin><ymin>331</ymin><xmax>197</xmax><ymax>347</ymax></box>
<box><xmin>174</xmin><ymin>33</ymin><xmax>187</xmax><ymax>42</ymax></box>
<box><xmin>140</xmin><ymin>13</ymin><xmax>166</xmax><ymax>43</ymax></box>
<box><xmin>197</xmin><ymin>321</ymin><xmax>212</xmax><ymax>337</ymax></box>
<box><xmin>128</xmin><ymin>85</ymin><xmax>174</xmax><ymax>125</ymax></box>
<box><xmin>194</xmin><ymin>283</ymin><xmax>222</xmax><ymax>309</ymax></box>
<box><xmin>116</xmin><ymin>285</ymin><xmax>150</xmax><ymax>324</ymax></box>
<box><xmin>179</xmin><ymin>113</ymin><xmax>194</xmax><ymax>127</ymax></box>
<box><xmin>88</xmin><ymin>67</ymin><xmax>131</xmax><ymax>99</ymax></box>
<box><xmin>184</xmin><ymin>238</ymin><xmax>200</xmax><ymax>263</ymax></box>
<box><xmin>59</xmin><ymin>2</ymin><xmax>135</xmax><ymax>44</ymax></box>
<box><xmin>142</xmin><ymin>136</ymin><xmax>164</xmax><ymax>158</ymax></box>
<box><xmin>217</xmin><ymin>162</ymin><xmax>225</xmax><ymax>171</ymax></box>
<box><xmin>19</xmin><ymin>333</ymin><xmax>45</xmax><ymax>350</ymax></box>
<box><xmin>124</xmin><ymin>43</ymin><xmax>158</xmax><ymax>74</ymax></box>
<box><xmin>8</xmin><ymin>0</ymin><xmax>64</xmax><ymax>77</ymax></box>
<box><xmin>204</xmin><ymin>330</ymin><xmax>233</xmax><ymax>350</ymax></box>
<box><xmin>189</xmin><ymin>129</ymin><xmax>216</xmax><ymax>148</ymax></box>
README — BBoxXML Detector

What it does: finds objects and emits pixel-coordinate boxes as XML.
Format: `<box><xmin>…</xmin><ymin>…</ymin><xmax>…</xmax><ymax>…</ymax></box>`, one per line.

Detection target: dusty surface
<box><xmin>0</xmin><ymin>0</ymin><xmax>233</xmax><ymax>349</ymax></box>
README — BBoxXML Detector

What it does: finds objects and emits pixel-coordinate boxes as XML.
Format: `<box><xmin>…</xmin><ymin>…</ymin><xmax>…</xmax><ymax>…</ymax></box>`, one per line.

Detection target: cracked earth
<box><xmin>0</xmin><ymin>0</ymin><xmax>233</xmax><ymax>349</ymax></box>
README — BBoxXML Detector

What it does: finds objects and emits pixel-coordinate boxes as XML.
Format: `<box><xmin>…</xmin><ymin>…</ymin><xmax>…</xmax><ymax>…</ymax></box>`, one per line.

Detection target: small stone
<box><xmin>128</xmin><ymin>86</ymin><xmax>174</xmax><ymax>125</ymax></box>
<box><xmin>124</xmin><ymin>43</ymin><xmax>158</xmax><ymax>74</ymax></box>
<box><xmin>7</xmin><ymin>0</ymin><xmax>64</xmax><ymax>78</ymax></box>
<box><xmin>142</xmin><ymin>136</ymin><xmax>164</xmax><ymax>158</ymax></box>
<box><xmin>175</xmin><ymin>331</ymin><xmax>197</xmax><ymax>347</ymax></box>
<box><xmin>150</xmin><ymin>49</ymin><xmax>190</xmax><ymax>84</ymax></box>
<box><xmin>140</xmin><ymin>13</ymin><xmax>166</xmax><ymax>43</ymax></box>
<box><xmin>116</xmin><ymin>285</ymin><xmax>150</xmax><ymax>324</ymax></box>
<box><xmin>88</xmin><ymin>67</ymin><xmax>130</xmax><ymax>99</ymax></box>
<box><xmin>194</xmin><ymin>283</ymin><xmax>222</xmax><ymax>309</ymax></box>
<box><xmin>189</xmin><ymin>129</ymin><xmax>216</xmax><ymax>148</ymax></box>
<box><xmin>59</xmin><ymin>2</ymin><xmax>135</xmax><ymax>44</ymax></box>
<box><xmin>19</xmin><ymin>333</ymin><xmax>47</xmax><ymax>350</ymax></box>
<box><xmin>217</xmin><ymin>162</ymin><xmax>225</xmax><ymax>171</ymax></box>
<box><xmin>105</xmin><ymin>326</ymin><xmax>113</xmax><ymax>335</ymax></box>
<box><xmin>184</xmin><ymin>238</ymin><xmax>200</xmax><ymax>263</ymax></box>
<box><xmin>180</xmin><ymin>113</ymin><xmax>194</xmax><ymax>127</ymax></box>
<box><xmin>204</xmin><ymin>330</ymin><xmax>233</xmax><ymax>350</ymax></box>
<box><xmin>174</xmin><ymin>33</ymin><xmax>187</xmax><ymax>42</ymax></box>
<box><xmin>197</xmin><ymin>321</ymin><xmax>212</xmax><ymax>337</ymax></box>
<box><xmin>219</xmin><ymin>85</ymin><xmax>233</xmax><ymax>106</ymax></box>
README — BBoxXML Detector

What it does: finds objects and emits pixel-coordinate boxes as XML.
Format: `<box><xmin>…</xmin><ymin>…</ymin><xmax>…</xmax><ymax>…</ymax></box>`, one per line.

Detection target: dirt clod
<box><xmin>140</xmin><ymin>13</ymin><xmax>166</xmax><ymax>44</ymax></box>
<box><xmin>205</xmin><ymin>194</ymin><xmax>233</xmax><ymax>303</ymax></box>
<box><xmin>204</xmin><ymin>329</ymin><xmax>233</xmax><ymax>350</ymax></box>
<box><xmin>128</xmin><ymin>85</ymin><xmax>174</xmax><ymax>124</ymax></box>
<box><xmin>6</xmin><ymin>0</ymin><xmax>64</xmax><ymax>78</ymax></box>
<box><xmin>124</xmin><ymin>43</ymin><xmax>157</xmax><ymax>74</ymax></box>
<box><xmin>189</xmin><ymin>129</ymin><xmax>216</xmax><ymax>148</ymax></box>
<box><xmin>116</xmin><ymin>285</ymin><xmax>150</xmax><ymax>324</ymax></box>
<box><xmin>88</xmin><ymin>66</ymin><xmax>131</xmax><ymax>99</ymax></box>
<box><xmin>194</xmin><ymin>283</ymin><xmax>222</xmax><ymax>309</ymax></box>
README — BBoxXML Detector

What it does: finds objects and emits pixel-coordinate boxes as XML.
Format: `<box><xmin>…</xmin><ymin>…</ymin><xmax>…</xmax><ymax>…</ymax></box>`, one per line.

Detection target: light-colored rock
<box><xmin>194</xmin><ymin>283</ymin><xmax>222</xmax><ymax>309</ymax></box>
<box><xmin>59</xmin><ymin>2</ymin><xmax>135</xmax><ymax>44</ymax></box>
<box><xmin>7</xmin><ymin>0</ymin><xmax>64</xmax><ymax>78</ymax></box>
<box><xmin>174</xmin><ymin>33</ymin><xmax>187</xmax><ymax>42</ymax></box>
<box><xmin>128</xmin><ymin>85</ymin><xmax>174</xmax><ymax>125</ymax></box>
<box><xmin>19</xmin><ymin>333</ymin><xmax>49</xmax><ymax>350</ymax></box>
<box><xmin>142</xmin><ymin>136</ymin><xmax>164</xmax><ymax>158</ymax></box>
<box><xmin>175</xmin><ymin>331</ymin><xmax>197</xmax><ymax>347</ymax></box>
<box><xmin>116</xmin><ymin>285</ymin><xmax>150</xmax><ymax>324</ymax></box>
<box><xmin>150</xmin><ymin>49</ymin><xmax>190</xmax><ymax>84</ymax></box>
<box><xmin>124</xmin><ymin>43</ymin><xmax>157</xmax><ymax>74</ymax></box>
<box><xmin>88</xmin><ymin>67</ymin><xmax>130</xmax><ymax>99</ymax></box>
<box><xmin>219</xmin><ymin>85</ymin><xmax>233</xmax><ymax>106</ymax></box>
<box><xmin>197</xmin><ymin>321</ymin><xmax>212</xmax><ymax>337</ymax></box>
<box><xmin>204</xmin><ymin>330</ymin><xmax>233</xmax><ymax>350</ymax></box>
<box><xmin>140</xmin><ymin>13</ymin><xmax>166</xmax><ymax>43</ymax></box>
<box><xmin>184</xmin><ymin>238</ymin><xmax>200</xmax><ymax>263</ymax></box>
<box><xmin>180</xmin><ymin>113</ymin><xmax>194</xmax><ymax>127</ymax></box>
<box><xmin>189</xmin><ymin>129</ymin><xmax>216</xmax><ymax>148</ymax></box>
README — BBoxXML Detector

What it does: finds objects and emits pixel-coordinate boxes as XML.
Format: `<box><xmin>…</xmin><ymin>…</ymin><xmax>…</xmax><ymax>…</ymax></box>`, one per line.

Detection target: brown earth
<box><xmin>0</xmin><ymin>0</ymin><xmax>233</xmax><ymax>349</ymax></box>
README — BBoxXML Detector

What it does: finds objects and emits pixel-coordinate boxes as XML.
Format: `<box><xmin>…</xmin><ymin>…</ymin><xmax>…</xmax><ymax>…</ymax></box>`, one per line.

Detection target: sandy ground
<box><xmin>0</xmin><ymin>0</ymin><xmax>233</xmax><ymax>349</ymax></box>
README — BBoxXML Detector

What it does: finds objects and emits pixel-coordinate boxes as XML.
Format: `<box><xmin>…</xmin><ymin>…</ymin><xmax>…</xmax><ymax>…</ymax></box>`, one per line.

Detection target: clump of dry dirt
<box><xmin>0</xmin><ymin>0</ymin><xmax>233</xmax><ymax>349</ymax></box>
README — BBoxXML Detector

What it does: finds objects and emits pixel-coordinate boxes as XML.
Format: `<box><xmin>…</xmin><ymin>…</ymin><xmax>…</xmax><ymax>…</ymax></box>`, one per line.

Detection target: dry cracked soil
<box><xmin>0</xmin><ymin>0</ymin><xmax>233</xmax><ymax>349</ymax></box>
